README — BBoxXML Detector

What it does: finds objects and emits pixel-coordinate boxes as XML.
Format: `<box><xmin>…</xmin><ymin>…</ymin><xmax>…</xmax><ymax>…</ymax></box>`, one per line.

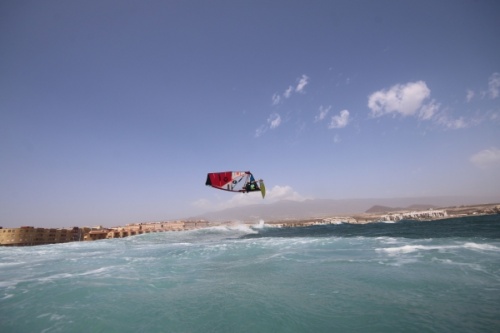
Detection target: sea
<box><xmin>1</xmin><ymin>215</ymin><xmax>499</xmax><ymax>333</ymax></box>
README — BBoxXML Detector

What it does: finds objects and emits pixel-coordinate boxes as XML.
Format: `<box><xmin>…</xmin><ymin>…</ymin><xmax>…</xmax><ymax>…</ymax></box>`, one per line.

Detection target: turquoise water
<box><xmin>1</xmin><ymin>215</ymin><xmax>499</xmax><ymax>332</ymax></box>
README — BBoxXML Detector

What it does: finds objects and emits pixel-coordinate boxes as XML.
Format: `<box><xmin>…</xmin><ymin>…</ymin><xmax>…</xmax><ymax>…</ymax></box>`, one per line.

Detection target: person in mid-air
<box><xmin>245</xmin><ymin>180</ymin><xmax>260</xmax><ymax>192</ymax></box>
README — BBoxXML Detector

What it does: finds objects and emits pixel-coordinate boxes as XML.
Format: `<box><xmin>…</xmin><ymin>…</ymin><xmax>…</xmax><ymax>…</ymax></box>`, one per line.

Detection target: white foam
<box><xmin>38</xmin><ymin>273</ymin><xmax>74</xmax><ymax>282</ymax></box>
<box><xmin>0</xmin><ymin>262</ymin><xmax>25</xmax><ymax>267</ymax></box>
<box><xmin>463</xmin><ymin>242</ymin><xmax>500</xmax><ymax>252</ymax></box>
<box><xmin>376</xmin><ymin>237</ymin><xmax>400</xmax><ymax>244</ymax></box>
<box><xmin>77</xmin><ymin>266</ymin><xmax>115</xmax><ymax>277</ymax></box>
<box><xmin>253</xmin><ymin>220</ymin><xmax>266</xmax><ymax>229</ymax></box>
<box><xmin>1</xmin><ymin>293</ymin><xmax>14</xmax><ymax>300</ymax></box>
<box><xmin>206</xmin><ymin>224</ymin><xmax>259</xmax><ymax>235</ymax></box>
<box><xmin>0</xmin><ymin>279</ymin><xmax>21</xmax><ymax>288</ymax></box>
<box><xmin>377</xmin><ymin>242</ymin><xmax>500</xmax><ymax>255</ymax></box>
<box><xmin>377</xmin><ymin>244</ymin><xmax>432</xmax><ymax>254</ymax></box>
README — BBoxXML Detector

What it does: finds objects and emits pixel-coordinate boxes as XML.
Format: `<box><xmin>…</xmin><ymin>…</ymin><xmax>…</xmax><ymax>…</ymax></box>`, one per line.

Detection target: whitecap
<box><xmin>253</xmin><ymin>220</ymin><xmax>266</xmax><ymax>229</ymax></box>
<box><xmin>463</xmin><ymin>242</ymin><xmax>500</xmax><ymax>252</ymax></box>
<box><xmin>377</xmin><ymin>241</ymin><xmax>500</xmax><ymax>256</ymax></box>
<box><xmin>0</xmin><ymin>261</ymin><xmax>25</xmax><ymax>267</ymax></box>
<box><xmin>38</xmin><ymin>273</ymin><xmax>75</xmax><ymax>282</ymax></box>
<box><xmin>1</xmin><ymin>293</ymin><xmax>14</xmax><ymax>300</ymax></box>
<box><xmin>76</xmin><ymin>266</ymin><xmax>116</xmax><ymax>277</ymax></box>
<box><xmin>376</xmin><ymin>244</ymin><xmax>452</xmax><ymax>254</ymax></box>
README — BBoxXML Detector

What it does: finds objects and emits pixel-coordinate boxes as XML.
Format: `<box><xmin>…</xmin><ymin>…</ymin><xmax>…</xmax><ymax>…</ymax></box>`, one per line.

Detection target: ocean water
<box><xmin>1</xmin><ymin>215</ymin><xmax>499</xmax><ymax>333</ymax></box>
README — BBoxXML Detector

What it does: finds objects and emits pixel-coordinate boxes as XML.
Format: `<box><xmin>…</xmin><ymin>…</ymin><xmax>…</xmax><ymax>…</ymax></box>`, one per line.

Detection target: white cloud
<box><xmin>268</xmin><ymin>113</ymin><xmax>281</xmax><ymax>129</ymax></box>
<box><xmin>254</xmin><ymin>113</ymin><xmax>281</xmax><ymax>137</ymax></box>
<box><xmin>470</xmin><ymin>147</ymin><xmax>500</xmax><ymax>169</ymax></box>
<box><xmin>315</xmin><ymin>105</ymin><xmax>331</xmax><ymax>122</ymax></box>
<box><xmin>328</xmin><ymin>109</ymin><xmax>350</xmax><ymax>129</ymax></box>
<box><xmin>272</xmin><ymin>93</ymin><xmax>281</xmax><ymax>105</ymax></box>
<box><xmin>196</xmin><ymin>185</ymin><xmax>308</xmax><ymax>212</ymax></box>
<box><xmin>466</xmin><ymin>89</ymin><xmax>475</xmax><ymax>102</ymax></box>
<box><xmin>487</xmin><ymin>72</ymin><xmax>500</xmax><ymax>99</ymax></box>
<box><xmin>446</xmin><ymin>117</ymin><xmax>467</xmax><ymax>129</ymax></box>
<box><xmin>419</xmin><ymin>100</ymin><xmax>440</xmax><ymax>120</ymax></box>
<box><xmin>265</xmin><ymin>185</ymin><xmax>307</xmax><ymax>201</ymax></box>
<box><xmin>295</xmin><ymin>74</ymin><xmax>309</xmax><ymax>93</ymax></box>
<box><xmin>271</xmin><ymin>74</ymin><xmax>310</xmax><ymax>105</ymax></box>
<box><xmin>435</xmin><ymin>114</ymin><xmax>468</xmax><ymax>129</ymax></box>
<box><xmin>368</xmin><ymin>81</ymin><xmax>431</xmax><ymax>118</ymax></box>
<box><xmin>261</xmin><ymin>74</ymin><xmax>310</xmax><ymax>137</ymax></box>
<box><xmin>192</xmin><ymin>198</ymin><xmax>211</xmax><ymax>210</ymax></box>
<box><xmin>254</xmin><ymin>124</ymin><xmax>266</xmax><ymax>138</ymax></box>
<box><xmin>366</xmin><ymin>74</ymin><xmax>500</xmax><ymax>130</ymax></box>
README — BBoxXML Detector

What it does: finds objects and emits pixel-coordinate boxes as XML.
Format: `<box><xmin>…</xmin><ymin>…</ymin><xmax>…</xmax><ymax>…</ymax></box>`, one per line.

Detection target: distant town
<box><xmin>1</xmin><ymin>203</ymin><xmax>499</xmax><ymax>246</ymax></box>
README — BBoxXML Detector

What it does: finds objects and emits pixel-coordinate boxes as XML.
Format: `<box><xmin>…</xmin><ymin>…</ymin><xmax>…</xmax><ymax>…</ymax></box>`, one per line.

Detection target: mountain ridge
<box><xmin>190</xmin><ymin>196</ymin><xmax>500</xmax><ymax>222</ymax></box>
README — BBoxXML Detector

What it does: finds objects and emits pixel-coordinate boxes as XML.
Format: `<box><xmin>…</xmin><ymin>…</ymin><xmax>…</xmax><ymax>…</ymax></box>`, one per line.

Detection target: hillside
<box><xmin>191</xmin><ymin>196</ymin><xmax>500</xmax><ymax>222</ymax></box>
<box><xmin>365</xmin><ymin>204</ymin><xmax>437</xmax><ymax>214</ymax></box>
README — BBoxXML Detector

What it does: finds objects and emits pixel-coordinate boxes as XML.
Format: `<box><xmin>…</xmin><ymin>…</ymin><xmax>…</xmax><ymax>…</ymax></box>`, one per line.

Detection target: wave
<box><xmin>463</xmin><ymin>242</ymin><xmax>500</xmax><ymax>251</ymax></box>
<box><xmin>377</xmin><ymin>242</ymin><xmax>500</xmax><ymax>255</ymax></box>
<box><xmin>243</xmin><ymin>215</ymin><xmax>500</xmax><ymax>239</ymax></box>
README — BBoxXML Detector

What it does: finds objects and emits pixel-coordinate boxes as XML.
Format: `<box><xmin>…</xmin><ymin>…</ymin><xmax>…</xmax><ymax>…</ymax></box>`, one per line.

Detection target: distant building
<box><xmin>379</xmin><ymin>209</ymin><xmax>448</xmax><ymax>222</ymax></box>
<box><xmin>0</xmin><ymin>226</ymin><xmax>84</xmax><ymax>246</ymax></box>
<box><xmin>84</xmin><ymin>229</ymin><xmax>109</xmax><ymax>241</ymax></box>
<box><xmin>1</xmin><ymin>219</ymin><xmax>228</xmax><ymax>246</ymax></box>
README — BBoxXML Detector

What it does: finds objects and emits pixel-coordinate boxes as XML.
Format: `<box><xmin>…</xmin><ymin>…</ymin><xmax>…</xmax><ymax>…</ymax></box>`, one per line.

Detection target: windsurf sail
<box><xmin>205</xmin><ymin>171</ymin><xmax>265</xmax><ymax>198</ymax></box>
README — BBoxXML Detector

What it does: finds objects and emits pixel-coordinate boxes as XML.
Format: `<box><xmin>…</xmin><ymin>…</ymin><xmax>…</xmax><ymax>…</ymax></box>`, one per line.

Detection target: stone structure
<box><xmin>83</xmin><ymin>220</ymin><xmax>210</xmax><ymax>241</ymax></box>
<box><xmin>1</xmin><ymin>220</ymin><xmax>211</xmax><ymax>245</ymax></box>
<box><xmin>0</xmin><ymin>226</ymin><xmax>83</xmax><ymax>246</ymax></box>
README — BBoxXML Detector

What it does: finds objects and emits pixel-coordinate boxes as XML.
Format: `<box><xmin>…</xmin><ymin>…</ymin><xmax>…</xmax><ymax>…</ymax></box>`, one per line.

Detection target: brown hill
<box><xmin>365</xmin><ymin>204</ymin><xmax>437</xmax><ymax>213</ymax></box>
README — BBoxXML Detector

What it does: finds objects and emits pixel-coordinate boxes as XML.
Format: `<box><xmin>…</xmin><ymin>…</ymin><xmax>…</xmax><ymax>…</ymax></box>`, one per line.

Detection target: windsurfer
<box><xmin>245</xmin><ymin>180</ymin><xmax>260</xmax><ymax>192</ymax></box>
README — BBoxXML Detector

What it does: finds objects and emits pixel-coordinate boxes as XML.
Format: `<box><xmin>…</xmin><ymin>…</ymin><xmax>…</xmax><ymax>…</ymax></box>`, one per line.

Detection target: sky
<box><xmin>1</xmin><ymin>0</ymin><xmax>500</xmax><ymax>228</ymax></box>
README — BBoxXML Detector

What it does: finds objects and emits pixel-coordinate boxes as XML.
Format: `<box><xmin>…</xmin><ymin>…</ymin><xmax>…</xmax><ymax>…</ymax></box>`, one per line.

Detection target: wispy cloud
<box><xmin>435</xmin><ymin>114</ymin><xmax>468</xmax><ymax>129</ymax></box>
<box><xmin>254</xmin><ymin>113</ymin><xmax>282</xmax><ymax>137</ymax></box>
<box><xmin>295</xmin><ymin>74</ymin><xmax>309</xmax><ymax>93</ymax></box>
<box><xmin>272</xmin><ymin>93</ymin><xmax>281</xmax><ymax>105</ymax></box>
<box><xmin>466</xmin><ymin>89</ymin><xmax>475</xmax><ymax>102</ymax></box>
<box><xmin>470</xmin><ymin>147</ymin><xmax>500</xmax><ymax>169</ymax></box>
<box><xmin>315</xmin><ymin>105</ymin><xmax>331</xmax><ymax>122</ymax></box>
<box><xmin>260</xmin><ymin>75</ymin><xmax>310</xmax><ymax>137</ymax></box>
<box><xmin>419</xmin><ymin>100</ymin><xmax>440</xmax><ymax>120</ymax></box>
<box><xmin>487</xmin><ymin>72</ymin><xmax>500</xmax><ymax>99</ymax></box>
<box><xmin>271</xmin><ymin>74</ymin><xmax>310</xmax><ymax>104</ymax></box>
<box><xmin>192</xmin><ymin>198</ymin><xmax>211</xmax><ymax>211</ymax></box>
<box><xmin>269</xmin><ymin>113</ymin><xmax>281</xmax><ymax>129</ymax></box>
<box><xmin>254</xmin><ymin>125</ymin><xmax>266</xmax><ymax>138</ymax></box>
<box><xmin>328</xmin><ymin>110</ymin><xmax>350</xmax><ymax>129</ymax></box>
<box><xmin>470</xmin><ymin>72</ymin><xmax>500</xmax><ymax>101</ymax></box>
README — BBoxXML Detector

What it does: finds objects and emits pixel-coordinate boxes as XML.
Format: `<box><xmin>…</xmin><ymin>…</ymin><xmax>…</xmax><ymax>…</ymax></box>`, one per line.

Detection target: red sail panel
<box><xmin>206</xmin><ymin>171</ymin><xmax>233</xmax><ymax>189</ymax></box>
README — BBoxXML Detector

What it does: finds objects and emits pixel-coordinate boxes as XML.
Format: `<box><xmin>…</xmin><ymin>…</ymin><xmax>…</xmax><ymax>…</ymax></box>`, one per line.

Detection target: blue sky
<box><xmin>1</xmin><ymin>0</ymin><xmax>499</xmax><ymax>228</ymax></box>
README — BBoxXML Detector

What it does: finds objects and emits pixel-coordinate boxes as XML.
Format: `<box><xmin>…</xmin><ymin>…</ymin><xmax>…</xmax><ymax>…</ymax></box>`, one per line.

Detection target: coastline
<box><xmin>243</xmin><ymin>202</ymin><xmax>500</xmax><ymax>228</ymax></box>
<box><xmin>1</xmin><ymin>203</ymin><xmax>499</xmax><ymax>246</ymax></box>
